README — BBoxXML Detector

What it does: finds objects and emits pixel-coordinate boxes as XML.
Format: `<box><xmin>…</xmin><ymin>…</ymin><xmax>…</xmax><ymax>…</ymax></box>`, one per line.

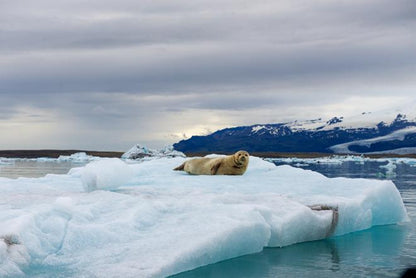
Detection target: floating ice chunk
<box><xmin>379</xmin><ymin>160</ymin><xmax>397</xmax><ymax>178</ymax></box>
<box><xmin>57</xmin><ymin>152</ymin><xmax>98</xmax><ymax>163</ymax></box>
<box><xmin>34</xmin><ymin>157</ymin><xmax>56</xmax><ymax>162</ymax></box>
<box><xmin>270</xmin><ymin>155</ymin><xmax>416</xmax><ymax>170</ymax></box>
<box><xmin>267</xmin><ymin>155</ymin><xmax>371</xmax><ymax>166</ymax></box>
<box><xmin>406</xmin><ymin>160</ymin><xmax>416</xmax><ymax>167</ymax></box>
<box><xmin>311</xmin><ymin>157</ymin><xmax>343</xmax><ymax>164</ymax></box>
<box><xmin>158</xmin><ymin>145</ymin><xmax>186</xmax><ymax>158</ymax></box>
<box><xmin>122</xmin><ymin>144</ymin><xmax>154</xmax><ymax>159</ymax></box>
<box><xmin>1</xmin><ymin>152</ymin><xmax>98</xmax><ymax>164</ymax></box>
<box><xmin>122</xmin><ymin>144</ymin><xmax>185</xmax><ymax>160</ymax></box>
<box><xmin>393</xmin><ymin>158</ymin><xmax>416</xmax><ymax>167</ymax></box>
<box><xmin>293</xmin><ymin>162</ymin><xmax>309</xmax><ymax>167</ymax></box>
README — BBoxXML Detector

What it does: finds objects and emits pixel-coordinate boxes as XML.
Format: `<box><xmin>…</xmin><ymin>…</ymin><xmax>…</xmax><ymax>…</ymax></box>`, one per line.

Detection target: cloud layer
<box><xmin>1</xmin><ymin>0</ymin><xmax>415</xmax><ymax>150</ymax></box>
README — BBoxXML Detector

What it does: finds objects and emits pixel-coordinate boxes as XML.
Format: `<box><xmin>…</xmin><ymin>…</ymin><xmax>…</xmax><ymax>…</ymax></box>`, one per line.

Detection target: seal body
<box><xmin>173</xmin><ymin>151</ymin><xmax>249</xmax><ymax>175</ymax></box>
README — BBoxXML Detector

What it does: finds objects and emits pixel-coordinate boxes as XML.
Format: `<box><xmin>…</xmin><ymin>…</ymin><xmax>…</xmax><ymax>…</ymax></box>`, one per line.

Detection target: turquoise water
<box><xmin>172</xmin><ymin>160</ymin><xmax>416</xmax><ymax>278</ymax></box>
<box><xmin>172</xmin><ymin>225</ymin><xmax>412</xmax><ymax>278</ymax></box>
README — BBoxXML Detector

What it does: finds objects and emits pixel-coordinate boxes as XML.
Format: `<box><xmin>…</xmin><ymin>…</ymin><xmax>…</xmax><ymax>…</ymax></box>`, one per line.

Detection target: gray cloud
<box><xmin>2</xmin><ymin>0</ymin><xmax>415</xmax><ymax>49</ymax></box>
<box><xmin>0</xmin><ymin>0</ymin><xmax>415</xmax><ymax>150</ymax></box>
<box><xmin>2</xmin><ymin>41</ymin><xmax>414</xmax><ymax>95</ymax></box>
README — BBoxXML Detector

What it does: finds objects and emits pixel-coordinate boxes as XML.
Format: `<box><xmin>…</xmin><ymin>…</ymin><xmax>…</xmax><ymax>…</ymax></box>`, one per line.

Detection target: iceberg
<box><xmin>56</xmin><ymin>152</ymin><xmax>99</xmax><ymax>163</ymax></box>
<box><xmin>0</xmin><ymin>156</ymin><xmax>408</xmax><ymax>277</ymax></box>
<box><xmin>122</xmin><ymin>144</ymin><xmax>185</xmax><ymax>160</ymax></box>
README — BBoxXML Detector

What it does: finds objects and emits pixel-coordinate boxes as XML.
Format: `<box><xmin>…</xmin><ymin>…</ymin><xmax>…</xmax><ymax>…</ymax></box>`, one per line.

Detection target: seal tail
<box><xmin>173</xmin><ymin>163</ymin><xmax>185</xmax><ymax>171</ymax></box>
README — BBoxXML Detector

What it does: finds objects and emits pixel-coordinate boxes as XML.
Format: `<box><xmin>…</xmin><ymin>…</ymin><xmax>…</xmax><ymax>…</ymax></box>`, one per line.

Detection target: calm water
<box><xmin>173</xmin><ymin>159</ymin><xmax>416</xmax><ymax>278</ymax></box>
<box><xmin>0</xmin><ymin>159</ymin><xmax>87</xmax><ymax>179</ymax></box>
<box><xmin>1</xmin><ymin>158</ymin><xmax>415</xmax><ymax>277</ymax></box>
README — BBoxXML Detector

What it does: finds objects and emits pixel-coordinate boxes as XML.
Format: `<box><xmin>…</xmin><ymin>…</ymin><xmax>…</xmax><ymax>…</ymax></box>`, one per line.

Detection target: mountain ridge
<box><xmin>173</xmin><ymin>113</ymin><xmax>416</xmax><ymax>154</ymax></box>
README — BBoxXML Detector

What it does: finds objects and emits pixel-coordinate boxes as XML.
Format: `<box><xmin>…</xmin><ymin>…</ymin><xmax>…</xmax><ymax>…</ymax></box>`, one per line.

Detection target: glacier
<box><xmin>329</xmin><ymin>126</ymin><xmax>416</xmax><ymax>154</ymax></box>
<box><xmin>0</xmin><ymin>156</ymin><xmax>409</xmax><ymax>277</ymax></box>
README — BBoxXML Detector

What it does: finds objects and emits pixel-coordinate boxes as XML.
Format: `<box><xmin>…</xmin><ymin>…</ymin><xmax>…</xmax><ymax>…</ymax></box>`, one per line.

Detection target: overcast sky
<box><xmin>1</xmin><ymin>0</ymin><xmax>415</xmax><ymax>151</ymax></box>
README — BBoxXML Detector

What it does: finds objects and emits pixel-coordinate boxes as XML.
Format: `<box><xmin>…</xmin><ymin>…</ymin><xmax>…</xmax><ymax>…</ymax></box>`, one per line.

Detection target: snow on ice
<box><xmin>0</xmin><ymin>156</ymin><xmax>409</xmax><ymax>277</ymax></box>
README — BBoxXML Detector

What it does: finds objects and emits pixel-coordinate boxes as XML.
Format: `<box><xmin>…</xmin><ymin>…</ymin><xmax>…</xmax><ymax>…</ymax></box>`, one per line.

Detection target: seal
<box><xmin>173</xmin><ymin>150</ymin><xmax>249</xmax><ymax>175</ymax></box>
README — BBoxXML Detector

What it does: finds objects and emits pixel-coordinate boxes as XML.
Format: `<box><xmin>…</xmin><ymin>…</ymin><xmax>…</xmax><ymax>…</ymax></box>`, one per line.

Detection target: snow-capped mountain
<box><xmin>173</xmin><ymin>112</ymin><xmax>416</xmax><ymax>154</ymax></box>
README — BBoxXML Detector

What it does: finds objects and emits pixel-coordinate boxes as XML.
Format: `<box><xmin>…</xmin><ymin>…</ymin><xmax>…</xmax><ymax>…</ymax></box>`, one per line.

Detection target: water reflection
<box><xmin>0</xmin><ymin>160</ymin><xmax>86</xmax><ymax>179</ymax></box>
<box><xmin>172</xmin><ymin>224</ymin><xmax>410</xmax><ymax>278</ymax></box>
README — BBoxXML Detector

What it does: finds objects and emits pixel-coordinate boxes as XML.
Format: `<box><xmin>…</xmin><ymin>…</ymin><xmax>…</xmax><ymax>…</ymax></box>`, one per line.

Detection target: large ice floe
<box><xmin>0</xmin><ymin>156</ymin><xmax>409</xmax><ymax>277</ymax></box>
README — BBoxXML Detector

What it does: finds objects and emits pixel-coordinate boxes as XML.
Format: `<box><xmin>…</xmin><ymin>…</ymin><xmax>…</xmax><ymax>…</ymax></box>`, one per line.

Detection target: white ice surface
<box><xmin>0</xmin><ymin>157</ymin><xmax>409</xmax><ymax>277</ymax></box>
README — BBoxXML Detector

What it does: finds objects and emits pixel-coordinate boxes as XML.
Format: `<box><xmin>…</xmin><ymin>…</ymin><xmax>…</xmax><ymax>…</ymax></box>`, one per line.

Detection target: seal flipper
<box><xmin>173</xmin><ymin>162</ymin><xmax>185</xmax><ymax>171</ymax></box>
<box><xmin>211</xmin><ymin>161</ymin><xmax>222</xmax><ymax>175</ymax></box>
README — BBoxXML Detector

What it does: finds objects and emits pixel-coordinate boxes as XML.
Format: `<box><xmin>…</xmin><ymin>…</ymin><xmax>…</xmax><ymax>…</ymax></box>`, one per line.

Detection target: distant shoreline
<box><xmin>1</xmin><ymin>150</ymin><xmax>415</xmax><ymax>159</ymax></box>
<box><xmin>0</xmin><ymin>150</ymin><xmax>124</xmax><ymax>159</ymax></box>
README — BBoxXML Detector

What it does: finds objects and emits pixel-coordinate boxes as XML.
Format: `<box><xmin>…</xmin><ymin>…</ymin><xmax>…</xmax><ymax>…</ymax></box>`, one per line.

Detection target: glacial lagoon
<box><xmin>0</xmin><ymin>155</ymin><xmax>415</xmax><ymax>277</ymax></box>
